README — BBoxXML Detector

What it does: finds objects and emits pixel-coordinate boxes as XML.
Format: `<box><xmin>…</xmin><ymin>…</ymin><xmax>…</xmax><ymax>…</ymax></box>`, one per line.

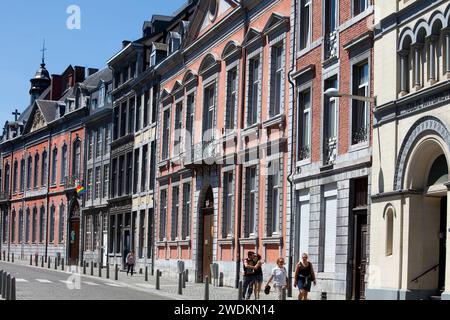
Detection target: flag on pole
<box><xmin>76</xmin><ymin>185</ymin><xmax>86</xmax><ymax>195</ymax></box>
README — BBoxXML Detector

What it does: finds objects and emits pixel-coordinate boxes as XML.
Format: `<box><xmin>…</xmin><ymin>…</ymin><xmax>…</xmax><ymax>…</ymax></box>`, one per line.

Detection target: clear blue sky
<box><xmin>0</xmin><ymin>0</ymin><xmax>187</xmax><ymax>125</ymax></box>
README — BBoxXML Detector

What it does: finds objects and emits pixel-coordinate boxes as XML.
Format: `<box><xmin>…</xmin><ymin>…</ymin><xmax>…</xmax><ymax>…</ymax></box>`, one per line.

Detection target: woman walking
<box><xmin>294</xmin><ymin>253</ymin><xmax>317</xmax><ymax>300</ymax></box>
<box><xmin>126</xmin><ymin>250</ymin><xmax>136</xmax><ymax>277</ymax></box>
<box><xmin>253</xmin><ymin>254</ymin><xmax>264</xmax><ymax>300</ymax></box>
<box><xmin>265</xmin><ymin>258</ymin><xmax>288</xmax><ymax>300</ymax></box>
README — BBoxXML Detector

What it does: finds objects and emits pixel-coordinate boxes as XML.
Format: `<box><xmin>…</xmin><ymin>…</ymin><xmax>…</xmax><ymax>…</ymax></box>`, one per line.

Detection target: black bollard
<box><xmin>54</xmin><ymin>257</ymin><xmax>57</xmax><ymax>270</ymax></box>
<box><xmin>83</xmin><ymin>261</ymin><xmax>87</xmax><ymax>275</ymax></box>
<box><xmin>47</xmin><ymin>257</ymin><xmax>51</xmax><ymax>269</ymax></box>
<box><xmin>178</xmin><ymin>272</ymin><xmax>183</xmax><ymax>295</ymax></box>
<box><xmin>35</xmin><ymin>254</ymin><xmax>38</xmax><ymax>267</ymax></box>
<box><xmin>115</xmin><ymin>264</ymin><xmax>118</xmax><ymax>281</ymax></box>
<box><xmin>204</xmin><ymin>276</ymin><xmax>210</xmax><ymax>301</ymax></box>
<box><xmin>41</xmin><ymin>256</ymin><xmax>44</xmax><ymax>268</ymax></box>
<box><xmin>91</xmin><ymin>262</ymin><xmax>94</xmax><ymax>276</ymax></box>
<box><xmin>30</xmin><ymin>255</ymin><xmax>33</xmax><ymax>266</ymax></box>
<box><xmin>0</xmin><ymin>271</ymin><xmax>3</xmax><ymax>297</ymax></box>
<box><xmin>156</xmin><ymin>269</ymin><xmax>160</xmax><ymax>290</ymax></box>
<box><xmin>145</xmin><ymin>266</ymin><xmax>148</xmax><ymax>282</ymax></box>
<box><xmin>2</xmin><ymin>271</ymin><xmax>6</xmax><ymax>298</ymax></box>
<box><xmin>185</xmin><ymin>269</ymin><xmax>189</xmax><ymax>283</ymax></box>
<box><xmin>11</xmin><ymin>277</ymin><xmax>16</xmax><ymax>301</ymax></box>
<box><xmin>106</xmin><ymin>263</ymin><xmax>110</xmax><ymax>279</ymax></box>
<box><xmin>321</xmin><ymin>292</ymin><xmax>328</xmax><ymax>300</ymax></box>
<box><xmin>98</xmin><ymin>263</ymin><xmax>102</xmax><ymax>278</ymax></box>
<box><xmin>6</xmin><ymin>273</ymin><xmax>11</xmax><ymax>301</ymax></box>
<box><xmin>238</xmin><ymin>280</ymin><xmax>243</xmax><ymax>300</ymax></box>
<box><xmin>182</xmin><ymin>271</ymin><xmax>186</xmax><ymax>289</ymax></box>
<box><xmin>8</xmin><ymin>252</ymin><xmax>10</xmax><ymax>262</ymax></box>
<box><xmin>282</xmin><ymin>288</ymin><xmax>287</xmax><ymax>300</ymax></box>
<box><xmin>61</xmin><ymin>258</ymin><xmax>65</xmax><ymax>271</ymax></box>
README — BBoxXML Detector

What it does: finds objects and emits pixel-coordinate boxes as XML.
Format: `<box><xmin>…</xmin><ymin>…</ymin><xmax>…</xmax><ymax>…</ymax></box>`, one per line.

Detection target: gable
<box><xmin>200</xmin><ymin>0</ymin><xmax>233</xmax><ymax>32</ymax></box>
<box><xmin>30</xmin><ymin>108</ymin><xmax>47</xmax><ymax>133</ymax></box>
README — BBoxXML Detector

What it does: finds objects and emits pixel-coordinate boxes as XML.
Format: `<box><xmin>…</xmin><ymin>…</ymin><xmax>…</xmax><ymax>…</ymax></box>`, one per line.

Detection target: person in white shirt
<box><xmin>265</xmin><ymin>257</ymin><xmax>288</xmax><ymax>300</ymax></box>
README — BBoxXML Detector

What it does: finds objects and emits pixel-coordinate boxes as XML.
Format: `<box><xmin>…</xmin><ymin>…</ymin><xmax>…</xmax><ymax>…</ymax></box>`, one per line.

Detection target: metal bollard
<box><xmin>321</xmin><ymin>292</ymin><xmax>327</xmax><ymax>300</ymax></box>
<box><xmin>106</xmin><ymin>263</ymin><xmax>110</xmax><ymax>279</ymax></box>
<box><xmin>83</xmin><ymin>261</ymin><xmax>87</xmax><ymax>275</ymax></box>
<box><xmin>91</xmin><ymin>262</ymin><xmax>94</xmax><ymax>276</ymax></box>
<box><xmin>156</xmin><ymin>269</ymin><xmax>160</xmax><ymax>290</ymax></box>
<box><xmin>47</xmin><ymin>257</ymin><xmax>51</xmax><ymax>269</ymax></box>
<box><xmin>54</xmin><ymin>257</ymin><xmax>57</xmax><ymax>270</ymax></box>
<box><xmin>30</xmin><ymin>255</ymin><xmax>33</xmax><ymax>266</ymax></box>
<box><xmin>185</xmin><ymin>269</ymin><xmax>189</xmax><ymax>283</ymax></box>
<box><xmin>0</xmin><ymin>271</ymin><xmax>3</xmax><ymax>297</ymax></box>
<box><xmin>41</xmin><ymin>256</ymin><xmax>44</xmax><ymax>268</ymax></box>
<box><xmin>115</xmin><ymin>264</ymin><xmax>118</xmax><ymax>281</ymax></box>
<box><xmin>204</xmin><ymin>276</ymin><xmax>210</xmax><ymax>301</ymax></box>
<box><xmin>238</xmin><ymin>280</ymin><xmax>243</xmax><ymax>300</ymax></box>
<box><xmin>11</xmin><ymin>253</ymin><xmax>13</xmax><ymax>263</ymax></box>
<box><xmin>182</xmin><ymin>271</ymin><xmax>186</xmax><ymax>289</ymax></box>
<box><xmin>98</xmin><ymin>264</ymin><xmax>102</xmax><ymax>278</ymax></box>
<box><xmin>61</xmin><ymin>258</ymin><xmax>65</xmax><ymax>271</ymax></box>
<box><xmin>2</xmin><ymin>271</ymin><xmax>6</xmax><ymax>298</ymax></box>
<box><xmin>6</xmin><ymin>273</ymin><xmax>11</xmax><ymax>301</ymax></box>
<box><xmin>35</xmin><ymin>254</ymin><xmax>38</xmax><ymax>267</ymax></box>
<box><xmin>8</xmin><ymin>252</ymin><xmax>10</xmax><ymax>262</ymax></box>
<box><xmin>145</xmin><ymin>266</ymin><xmax>148</xmax><ymax>282</ymax></box>
<box><xmin>178</xmin><ymin>272</ymin><xmax>183</xmax><ymax>295</ymax></box>
<box><xmin>11</xmin><ymin>277</ymin><xmax>16</xmax><ymax>301</ymax></box>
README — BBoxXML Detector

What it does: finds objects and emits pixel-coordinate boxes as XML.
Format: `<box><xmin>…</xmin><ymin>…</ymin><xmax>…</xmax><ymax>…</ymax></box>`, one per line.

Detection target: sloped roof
<box><xmin>35</xmin><ymin>100</ymin><xmax>58</xmax><ymax>123</ymax></box>
<box><xmin>18</xmin><ymin>86</ymin><xmax>51</xmax><ymax>122</ymax></box>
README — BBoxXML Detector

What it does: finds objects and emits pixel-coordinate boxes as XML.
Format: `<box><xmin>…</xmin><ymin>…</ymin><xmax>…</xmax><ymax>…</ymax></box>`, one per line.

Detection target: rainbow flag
<box><xmin>76</xmin><ymin>185</ymin><xmax>86</xmax><ymax>195</ymax></box>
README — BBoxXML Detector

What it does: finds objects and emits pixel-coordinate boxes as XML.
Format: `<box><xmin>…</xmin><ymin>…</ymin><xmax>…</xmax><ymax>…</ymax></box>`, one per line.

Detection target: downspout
<box><xmin>286</xmin><ymin>0</ymin><xmax>298</xmax><ymax>298</ymax></box>
<box><xmin>235</xmin><ymin>1</ymin><xmax>249</xmax><ymax>289</ymax></box>
<box><xmin>45</xmin><ymin>129</ymin><xmax>52</xmax><ymax>262</ymax></box>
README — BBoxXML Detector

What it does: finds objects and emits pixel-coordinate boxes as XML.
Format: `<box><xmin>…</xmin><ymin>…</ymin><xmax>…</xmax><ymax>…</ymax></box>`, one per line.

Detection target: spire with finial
<box><xmin>29</xmin><ymin>39</ymin><xmax>51</xmax><ymax>104</ymax></box>
<box><xmin>41</xmin><ymin>39</ymin><xmax>47</xmax><ymax>66</ymax></box>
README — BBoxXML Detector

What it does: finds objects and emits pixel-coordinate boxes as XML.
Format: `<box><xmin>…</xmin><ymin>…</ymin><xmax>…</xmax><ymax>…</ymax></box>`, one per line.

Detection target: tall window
<box><xmin>20</xmin><ymin>159</ymin><xmax>25</xmax><ymax>191</ymax></box>
<box><xmin>267</xmin><ymin>162</ymin><xmax>281</xmax><ymax>237</ymax></box>
<box><xmin>245</xmin><ymin>166</ymin><xmax>257</xmax><ymax>237</ymax></box>
<box><xmin>113</xmin><ymin>108</ymin><xmax>120</xmax><ymax>140</ymax></box>
<box><xmin>88</xmin><ymin>132</ymin><xmax>94</xmax><ymax>160</ymax></box>
<box><xmin>73</xmin><ymin>140</ymin><xmax>81</xmax><ymax>178</ymax></box>
<box><xmin>51</xmin><ymin>148</ymin><xmax>58</xmax><ymax>185</ymax></box>
<box><xmin>126</xmin><ymin>152</ymin><xmax>133</xmax><ymax>195</ymax></box>
<box><xmin>171</xmin><ymin>187</ymin><xmax>179</xmax><ymax>240</ymax></box>
<box><xmin>13</xmin><ymin>161</ymin><xmax>18</xmax><ymax>193</ymax></box>
<box><xmin>120</xmin><ymin>102</ymin><xmax>127</xmax><ymax>137</ymax></box>
<box><xmin>41</xmin><ymin>151</ymin><xmax>47</xmax><ymax>187</ymax></box>
<box><xmin>152</xmin><ymin>86</ymin><xmax>158</xmax><ymax>124</ymax></box>
<box><xmin>93</xmin><ymin>214</ymin><xmax>100</xmax><ymax>250</ymax></box>
<box><xmin>18</xmin><ymin>209</ymin><xmax>23</xmax><ymax>243</ymax></box>
<box><xmin>141</xmin><ymin>145</ymin><xmax>148</xmax><ymax>192</ymax></box>
<box><xmin>2</xmin><ymin>212</ymin><xmax>8</xmax><ymax>242</ymax></box>
<box><xmin>85</xmin><ymin>215</ymin><xmax>92</xmax><ymax>251</ymax></box>
<box><xmin>386</xmin><ymin>208</ymin><xmax>394</xmax><ymax>256</ymax></box>
<box><xmin>61</xmin><ymin>145</ymin><xmax>67</xmax><ymax>183</ymax></box>
<box><xmin>39</xmin><ymin>206</ymin><xmax>45</xmax><ymax>243</ymax></box>
<box><xmin>32</xmin><ymin>207</ymin><xmax>37</xmax><ymax>243</ymax></box>
<box><xmin>222</xmin><ymin>172</ymin><xmax>234</xmax><ymax>238</ymax></box>
<box><xmin>34</xmin><ymin>154</ymin><xmax>39</xmax><ymax>188</ymax></box>
<box><xmin>59</xmin><ymin>203</ymin><xmax>65</xmax><ymax>243</ymax></box>
<box><xmin>270</xmin><ymin>44</ymin><xmax>284</xmax><ymax>117</ymax></box>
<box><xmin>226</xmin><ymin>68</ymin><xmax>238</xmax><ymax>130</ymax></box>
<box><xmin>160</xmin><ymin>190</ymin><xmax>167</xmax><ymax>241</ymax></box>
<box><xmin>139</xmin><ymin>210</ymin><xmax>145</xmax><ymax>258</ymax></box>
<box><xmin>4</xmin><ymin>163</ymin><xmax>9</xmax><ymax>194</ymax></box>
<box><xmin>11</xmin><ymin>210</ymin><xmax>16</xmax><ymax>243</ymax></box>
<box><xmin>129</xmin><ymin>98</ymin><xmax>135</xmax><ymax>135</ymax></box>
<box><xmin>103</xmin><ymin>165</ymin><xmax>110</xmax><ymax>199</ymax></box>
<box><xmin>352</xmin><ymin>61</ymin><xmax>369</xmax><ymax>145</ymax></box>
<box><xmin>118</xmin><ymin>155</ymin><xmax>124</xmax><ymax>196</ymax></box>
<box><xmin>116</xmin><ymin>214</ymin><xmax>122</xmax><ymax>254</ymax></box>
<box><xmin>299</xmin><ymin>0</ymin><xmax>312</xmax><ymax>50</ymax></box>
<box><xmin>298</xmin><ymin>88</ymin><xmax>311</xmax><ymax>160</ymax></box>
<box><xmin>182</xmin><ymin>183</ymin><xmax>191</xmax><ymax>240</ymax></box>
<box><xmin>136</xmin><ymin>94</ymin><xmax>142</xmax><ymax>131</ymax></box>
<box><xmin>186</xmin><ymin>94</ymin><xmax>195</xmax><ymax>150</ymax></box>
<box><xmin>203</xmin><ymin>84</ymin><xmax>216</xmax><ymax>141</ymax></box>
<box><xmin>324</xmin><ymin>77</ymin><xmax>338</xmax><ymax>164</ymax></box>
<box><xmin>353</xmin><ymin>0</ymin><xmax>368</xmax><ymax>16</ymax></box>
<box><xmin>150</xmin><ymin>141</ymin><xmax>156</xmax><ymax>191</ymax></box>
<box><xmin>105</xmin><ymin>124</ymin><xmax>112</xmax><ymax>154</ymax></box>
<box><xmin>50</xmin><ymin>205</ymin><xmax>56</xmax><ymax>243</ymax></box>
<box><xmin>174</xmin><ymin>102</ymin><xmax>183</xmax><ymax>156</ymax></box>
<box><xmin>96</xmin><ymin>129</ymin><xmax>103</xmax><ymax>158</ymax></box>
<box><xmin>25</xmin><ymin>208</ymin><xmax>30</xmax><ymax>243</ymax></box>
<box><xmin>248</xmin><ymin>57</ymin><xmax>260</xmax><ymax>126</ymax></box>
<box><xmin>112</xmin><ymin>158</ymin><xmax>117</xmax><ymax>197</ymax></box>
<box><xmin>27</xmin><ymin>156</ymin><xmax>32</xmax><ymax>190</ymax></box>
<box><xmin>95</xmin><ymin>167</ymin><xmax>101</xmax><ymax>199</ymax></box>
<box><xmin>134</xmin><ymin>149</ymin><xmax>140</xmax><ymax>194</ymax></box>
<box><xmin>143</xmin><ymin>91</ymin><xmax>149</xmax><ymax>128</ymax></box>
<box><xmin>162</xmin><ymin>110</ymin><xmax>171</xmax><ymax>160</ymax></box>
<box><xmin>325</xmin><ymin>0</ymin><xmax>337</xmax><ymax>34</ymax></box>
<box><xmin>109</xmin><ymin>215</ymin><xmax>116</xmax><ymax>254</ymax></box>
<box><xmin>87</xmin><ymin>169</ymin><xmax>93</xmax><ymax>201</ymax></box>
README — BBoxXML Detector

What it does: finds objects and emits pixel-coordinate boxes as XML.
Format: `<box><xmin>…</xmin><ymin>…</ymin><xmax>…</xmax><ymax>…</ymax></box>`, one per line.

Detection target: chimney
<box><xmin>50</xmin><ymin>74</ymin><xmax>63</xmax><ymax>101</ymax></box>
<box><xmin>87</xmin><ymin>68</ymin><xmax>99</xmax><ymax>77</ymax></box>
<box><xmin>74</xmin><ymin>66</ymin><xmax>86</xmax><ymax>84</ymax></box>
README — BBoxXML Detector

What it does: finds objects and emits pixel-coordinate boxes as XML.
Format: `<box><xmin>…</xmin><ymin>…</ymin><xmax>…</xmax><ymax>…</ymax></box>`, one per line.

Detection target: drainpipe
<box><xmin>45</xmin><ymin>129</ymin><xmax>52</xmax><ymax>262</ymax></box>
<box><xmin>235</xmin><ymin>1</ymin><xmax>249</xmax><ymax>290</ymax></box>
<box><xmin>286</xmin><ymin>0</ymin><xmax>298</xmax><ymax>298</ymax></box>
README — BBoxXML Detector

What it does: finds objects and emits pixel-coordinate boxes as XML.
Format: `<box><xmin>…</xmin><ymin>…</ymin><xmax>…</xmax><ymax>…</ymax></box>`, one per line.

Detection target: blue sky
<box><xmin>0</xmin><ymin>0</ymin><xmax>187</xmax><ymax>125</ymax></box>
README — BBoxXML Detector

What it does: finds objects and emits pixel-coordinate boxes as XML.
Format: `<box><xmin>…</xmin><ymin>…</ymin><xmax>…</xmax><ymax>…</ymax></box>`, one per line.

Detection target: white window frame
<box><xmin>297</xmin><ymin>85</ymin><xmax>312</xmax><ymax>165</ymax></box>
<box><xmin>299</xmin><ymin>0</ymin><xmax>312</xmax><ymax>51</ymax></box>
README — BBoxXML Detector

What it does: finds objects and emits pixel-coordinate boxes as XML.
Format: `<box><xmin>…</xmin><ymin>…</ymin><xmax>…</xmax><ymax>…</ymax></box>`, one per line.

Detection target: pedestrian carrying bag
<box><xmin>264</xmin><ymin>285</ymin><xmax>271</xmax><ymax>295</ymax></box>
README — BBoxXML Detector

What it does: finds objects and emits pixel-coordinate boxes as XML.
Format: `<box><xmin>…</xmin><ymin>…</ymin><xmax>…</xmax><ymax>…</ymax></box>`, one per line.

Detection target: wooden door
<box><xmin>69</xmin><ymin>220</ymin><xmax>80</xmax><ymax>265</ymax></box>
<box><xmin>439</xmin><ymin>197</ymin><xmax>447</xmax><ymax>292</ymax></box>
<box><xmin>203</xmin><ymin>209</ymin><xmax>214</xmax><ymax>282</ymax></box>
<box><xmin>353</xmin><ymin>212</ymin><xmax>368</xmax><ymax>300</ymax></box>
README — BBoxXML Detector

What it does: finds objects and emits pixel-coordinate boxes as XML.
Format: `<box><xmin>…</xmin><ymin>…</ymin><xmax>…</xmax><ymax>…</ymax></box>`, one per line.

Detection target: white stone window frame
<box><xmin>159</xmin><ymin>185</ymin><xmax>169</xmax><ymax>242</ymax></box>
<box><xmin>160</xmin><ymin>97</ymin><xmax>172</xmax><ymax>162</ymax></box>
<box><xmin>243</xmin><ymin>161</ymin><xmax>259</xmax><ymax>238</ymax></box>
<box><xmin>296</xmin><ymin>81</ymin><xmax>313</xmax><ymax>167</ymax></box>
<box><xmin>298</xmin><ymin>0</ymin><xmax>313</xmax><ymax>54</ymax></box>
<box><xmin>202</xmin><ymin>72</ymin><xmax>219</xmax><ymax>142</ymax></box>
<box><xmin>180</xmin><ymin>177</ymin><xmax>193</xmax><ymax>241</ymax></box>
<box><xmin>184</xmin><ymin>85</ymin><xmax>197</xmax><ymax>156</ymax></box>
<box><xmin>221</xmin><ymin>165</ymin><xmax>236</xmax><ymax>239</ymax></box>
<box><xmin>321</xmin><ymin>68</ymin><xmax>340</xmax><ymax>165</ymax></box>
<box><xmin>173</xmin><ymin>94</ymin><xmax>185</xmax><ymax>159</ymax></box>
<box><xmin>348</xmin><ymin>51</ymin><xmax>371</xmax><ymax>152</ymax></box>
<box><xmin>266</xmin><ymin>34</ymin><xmax>287</xmax><ymax>122</ymax></box>
<box><xmin>264</xmin><ymin>154</ymin><xmax>283</xmax><ymax>238</ymax></box>
<box><xmin>245</xmin><ymin>48</ymin><xmax>263</xmax><ymax>130</ymax></box>
<box><xmin>171</xmin><ymin>182</ymin><xmax>181</xmax><ymax>241</ymax></box>
<box><xmin>351</xmin><ymin>0</ymin><xmax>371</xmax><ymax>18</ymax></box>
<box><xmin>224</xmin><ymin>60</ymin><xmax>240</xmax><ymax>136</ymax></box>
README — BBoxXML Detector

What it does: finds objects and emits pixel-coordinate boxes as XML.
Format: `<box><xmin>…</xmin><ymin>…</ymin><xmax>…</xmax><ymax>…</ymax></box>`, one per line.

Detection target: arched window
<box><xmin>51</xmin><ymin>147</ymin><xmax>58</xmax><ymax>185</ymax></box>
<box><xmin>11</xmin><ymin>209</ymin><xmax>16</xmax><ymax>243</ymax></box>
<box><xmin>39</xmin><ymin>206</ymin><xmax>45</xmax><ymax>243</ymax></box>
<box><xmin>32</xmin><ymin>206</ymin><xmax>37</xmax><ymax>243</ymax></box>
<box><xmin>25</xmin><ymin>207</ymin><xmax>30</xmax><ymax>243</ymax></box>
<box><xmin>4</xmin><ymin>162</ymin><xmax>10</xmax><ymax>194</ymax></box>
<box><xmin>41</xmin><ymin>150</ymin><xmax>48</xmax><ymax>187</ymax></box>
<box><xmin>61</xmin><ymin>144</ymin><xmax>67</xmax><ymax>183</ymax></box>
<box><xmin>49</xmin><ymin>204</ymin><xmax>55</xmax><ymax>243</ymax></box>
<box><xmin>18</xmin><ymin>208</ymin><xmax>23</xmax><ymax>243</ymax></box>
<box><xmin>59</xmin><ymin>203</ymin><xmax>65</xmax><ymax>243</ymax></box>
<box><xmin>73</xmin><ymin>139</ymin><xmax>81</xmax><ymax>178</ymax></box>
<box><xmin>27</xmin><ymin>155</ymin><xmax>32</xmax><ymax>190</ymax></box>
<box><xmin>13</xmin><ymin>161</ymin><xmax>18</xmax><ymax>193</ymax></box>
<box><xmin>385</xmin><ymin>207</ymin><xmax>394</xmax><ymax>256</ymax></box>
<box><xmin>34</xmin><ymin>153</ymin><xmax>40</xmax><ymax>189</ymax></box>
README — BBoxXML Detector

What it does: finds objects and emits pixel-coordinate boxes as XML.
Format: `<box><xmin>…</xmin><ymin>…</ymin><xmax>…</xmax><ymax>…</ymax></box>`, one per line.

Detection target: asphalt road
<box><xmin>0</xmin><ymin>261</ymin><xmax>169</xmax><ymax>300</ymax></box>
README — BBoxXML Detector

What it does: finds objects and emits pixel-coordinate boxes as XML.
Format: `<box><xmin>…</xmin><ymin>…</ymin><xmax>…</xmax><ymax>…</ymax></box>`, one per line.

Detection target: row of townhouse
<box><xmin>1</xmin><ymin>0</ymin><xmax>450</xmax><ymax>300</ymax></box>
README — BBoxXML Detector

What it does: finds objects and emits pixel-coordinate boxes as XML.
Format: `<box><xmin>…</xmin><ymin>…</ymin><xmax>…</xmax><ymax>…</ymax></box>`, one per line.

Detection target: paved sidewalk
<box><xmin>0</xmin><ymin>255</ymin><xmax>297</xmax><ymax>301</ymax></box>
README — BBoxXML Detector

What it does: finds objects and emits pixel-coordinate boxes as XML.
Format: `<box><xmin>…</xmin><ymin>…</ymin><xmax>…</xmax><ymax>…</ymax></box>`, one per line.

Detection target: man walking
<box><xmin>242</xmin><ymin>251</ymin><xmax>260</xmax><ymax>300</ymax></box>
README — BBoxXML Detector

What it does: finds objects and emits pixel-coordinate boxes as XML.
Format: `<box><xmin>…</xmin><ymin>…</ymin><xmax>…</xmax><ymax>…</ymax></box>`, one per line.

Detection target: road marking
<box><xmin>16</xmin><ymin>278</ymin><xmax>29</xmax><ymax>283</ymax></box>
<box><xmin>136</xmin><ymin>284</ymin><xmax>154</xmax><ymax>289</ymax></box>
<box><xmin>83</xmin><ymin>281</ymin><xmax>99</xmax><ymax>286</ymax></box>
<box><xmin>105</xmin><ymin>283</ymin><xmax>124</xmax><ymax>287</ymax></box>
<box><xmin>59</xmin><ymin>280</ymin><xmax>74</xmax><ymax>285</ymax></box>
<box><xmin>36</xmin><ymin>279</ymin><xmax>52</xmax><ymax>283</ymax></box>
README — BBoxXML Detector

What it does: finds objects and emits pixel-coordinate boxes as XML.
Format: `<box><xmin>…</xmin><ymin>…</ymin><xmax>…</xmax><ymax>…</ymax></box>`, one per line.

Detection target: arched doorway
<box><xmin>405</xmin><ymin>137</ymin><xmax>448</xmax><ymax>296</ymax></box>
<box><xmin>197</xmin><ymin>186</ymin><xmax>214</xmax><ymax>283</ymax></box>
<box><xmin>68</xmin><ymin>201</ymin><xmax>81</xmax><ymax>265</ymax></box>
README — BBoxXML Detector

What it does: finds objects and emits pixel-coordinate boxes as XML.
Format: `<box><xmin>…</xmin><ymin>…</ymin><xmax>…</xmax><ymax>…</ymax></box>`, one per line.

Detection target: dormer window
<box><xmin>59</xmin><ymin>104</ymin><xmax>66</xmax><ymax>118</ymax></box>
<box><xmin>99</xmin><ymin>85</ymin><xmax>105</xmax><ymax>106</ymax></box>
<box><xmin>168</xmin><ymin>32</ymin><xmax>181</xmax><ymax>55</ymax></box>
<box><xmin>209</xmin><ymin>0</ymin><xmax>218</xmax><ymax>22</ymax></box>
<box><xmin>150</xmin><ymin>49</ymin><xmax>157</xmax><ymax>67</ymax></box>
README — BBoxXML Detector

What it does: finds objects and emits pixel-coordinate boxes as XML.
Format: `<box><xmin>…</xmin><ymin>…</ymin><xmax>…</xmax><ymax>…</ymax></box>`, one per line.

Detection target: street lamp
<box><xmin>324</xmin><ymin>88</ymin><xmax>376</xmax><ymax>104</ymax></box>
